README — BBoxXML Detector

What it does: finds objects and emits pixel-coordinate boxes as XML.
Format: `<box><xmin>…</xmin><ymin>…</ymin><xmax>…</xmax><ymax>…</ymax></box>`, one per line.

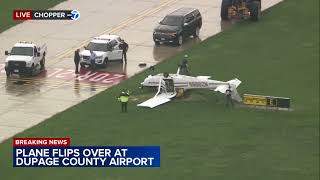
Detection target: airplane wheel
<box><xmin>176</xmin><ymin>89</ymin><xmax>184</xmax><ymax>97</ymax></box>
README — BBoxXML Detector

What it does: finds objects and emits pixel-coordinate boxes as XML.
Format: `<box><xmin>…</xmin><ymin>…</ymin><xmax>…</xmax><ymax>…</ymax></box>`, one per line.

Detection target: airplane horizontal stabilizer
<box><xmin>227</xmin><ymin>78</ymin><xmax>241</xmax><ymax>88</ymax></box>
<box><xmin>214</xmin><ymin>78</ymin><xmax>242</xmax><ymax>102</ymax></box>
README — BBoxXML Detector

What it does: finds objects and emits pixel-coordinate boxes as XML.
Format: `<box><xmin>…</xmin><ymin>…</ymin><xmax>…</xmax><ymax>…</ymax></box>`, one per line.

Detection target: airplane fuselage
<box><xmin>141</xmin><ymin>73</ymin><xmax>229</xmax><ymax>90</ymax></box>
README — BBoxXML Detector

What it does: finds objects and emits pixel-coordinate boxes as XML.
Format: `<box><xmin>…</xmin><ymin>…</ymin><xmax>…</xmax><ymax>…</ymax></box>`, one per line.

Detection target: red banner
<box><xmin>13</xmin><ymin>10</ymin><xmax>33</xmax><ymax>20</ymax></box>
<box><xmin>13</xmin><ymin>138</ymin><xmax>70</xmax><ymax>147</ymax></box>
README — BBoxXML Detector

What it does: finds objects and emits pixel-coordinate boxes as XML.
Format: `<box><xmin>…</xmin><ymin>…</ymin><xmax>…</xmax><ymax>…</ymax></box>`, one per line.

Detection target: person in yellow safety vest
<box><xmin>118</xmin><ymin>90</ymin><xmax>130</xmax><ymax>112</ymax></box>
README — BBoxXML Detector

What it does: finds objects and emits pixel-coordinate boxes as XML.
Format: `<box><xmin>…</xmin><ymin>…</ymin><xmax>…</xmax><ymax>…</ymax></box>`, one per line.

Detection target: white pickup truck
<box><xmin>4</xmin><ymin>42</ymin><xmax>47</xmax><ymax>77</ymax></box>
<box><xmin>80</xmin><ymin>35</ymin><xmax>124</xmax><ymax>68</ymax></box>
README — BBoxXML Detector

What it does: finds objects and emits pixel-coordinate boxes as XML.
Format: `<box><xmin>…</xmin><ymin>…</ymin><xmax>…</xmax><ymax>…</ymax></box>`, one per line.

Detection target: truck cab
<box><xmin>4</xmin><ymin>42</ymin><xmax>47</xmax><ymax>77</ymax></box>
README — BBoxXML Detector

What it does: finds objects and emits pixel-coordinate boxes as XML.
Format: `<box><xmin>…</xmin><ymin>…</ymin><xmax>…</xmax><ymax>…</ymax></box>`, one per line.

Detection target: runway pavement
<box><xmin>0</xmin><ymin>0</ymin><xmax>282</xmax><ymax>142</ymax></box>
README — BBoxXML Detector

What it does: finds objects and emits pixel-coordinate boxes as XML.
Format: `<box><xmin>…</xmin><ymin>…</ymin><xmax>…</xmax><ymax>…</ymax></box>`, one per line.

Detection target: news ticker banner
<box><xmin>13</xmin><ymin>10</ymin><xmax>80</xmax><ymax>20</ymax></box>
<box><xmin>13</xmin><ymin>138</ymin><xmax>160</xmax><ymax>167</ymax></box>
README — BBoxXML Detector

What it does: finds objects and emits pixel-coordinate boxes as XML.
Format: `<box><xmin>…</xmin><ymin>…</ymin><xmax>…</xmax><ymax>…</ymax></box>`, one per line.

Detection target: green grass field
<box><xmin>0</xmin><ymin>0</ymin><xmax>319</xmax><ymax>179</ymax></box>
<box><xmin>0</xmin><ymin>0</ymin><xmax>66</xmax><ymax>33</ymax></box>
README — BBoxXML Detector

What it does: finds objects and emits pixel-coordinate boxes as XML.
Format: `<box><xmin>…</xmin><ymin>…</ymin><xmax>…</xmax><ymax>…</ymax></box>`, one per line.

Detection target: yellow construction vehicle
<box><xmin>221</xmin><ymin>0</ymin><xmax>261</xmax><ymax>21</ymax></box>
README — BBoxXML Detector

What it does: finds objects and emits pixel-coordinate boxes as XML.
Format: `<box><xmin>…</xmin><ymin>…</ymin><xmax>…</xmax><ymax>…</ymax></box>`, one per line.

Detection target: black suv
<box><xmin>153</xmin><ymin>8</ymin><xmax>202</xmax><ymax>46</ymax></box>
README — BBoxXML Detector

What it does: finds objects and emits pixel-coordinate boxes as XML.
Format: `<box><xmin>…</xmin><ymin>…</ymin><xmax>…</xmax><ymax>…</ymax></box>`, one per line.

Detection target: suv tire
<box><xmin>193</xmin><ymin>26</ymin><xmax>200</xmax><ymax>37</ymax></box>
<box><xmin>102</xmin><ymin>58</ymin><xmax>108</xmax><ymax>68</ymax></box>
<box><xmin>176</xmin><ymin>35</ymin><xmax>183</xmax><ymax>46</ymax></box>
<box><xmin>221</xmin><ymin>0</ymin><xmax>232</xmax><ymax>20</ymax></box>
<box><xmin>249</xmin><ymin>1</ymin><xmax>261</xmax><ymax>21</ymax></box>
<box><xmin>6</xmin><ymin>71</ymin><xmax>10</xmax><ymax>78</ymax></box>
<box><xmin>29</xmin><ymin>64</ymin><xmax>35</xmax><ymax>76</ymax></box>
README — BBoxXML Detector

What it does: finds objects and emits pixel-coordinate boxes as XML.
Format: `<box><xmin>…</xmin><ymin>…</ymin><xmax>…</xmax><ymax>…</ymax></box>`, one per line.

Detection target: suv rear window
<box><xmin>193</xmin><ymin>10</ymin><xmax>201</xmax><ymax>17</ymax></box>
<box><xmin>184</xmin><ymin>13</ymin><xmax>194</xmax><ymax>23</ymax></box>
<box><xmin>160</xmin><ymin>16</ymin><xmax>183</xmax><ymax>26</ymax></box>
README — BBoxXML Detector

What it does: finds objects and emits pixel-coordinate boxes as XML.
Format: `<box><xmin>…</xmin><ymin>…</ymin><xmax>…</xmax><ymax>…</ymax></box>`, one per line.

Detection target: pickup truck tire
<box><xmin>6</xmin><ymin>71</ymin><xmax>10</xmax><ymax>78</ymax></box>
<box><xmin>154</xmin><ymin>40</ymin><xmax>160</xmax><ymax>45</ymax></box>
<box><xmin>221</xmin><ymin>0</ymin><xmax>232</xmax><ymax>20</ymax></box>
<box><xmin>40</xmin><ymin>57</ymin><xmax>45</xmax><ymax>70</ymax></box>
<box><xmin>249</xmin><ymin>1</ymin><xmax>261</xmax><ymax>21</ymax></box>
<box><xmin>29</xmin><ymin>64</ymin><xmax>35</xmax><ymax>76</ymax></box>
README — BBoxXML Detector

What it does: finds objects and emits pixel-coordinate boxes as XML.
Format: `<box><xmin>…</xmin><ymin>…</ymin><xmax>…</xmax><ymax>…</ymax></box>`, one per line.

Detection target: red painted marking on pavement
<box><xmin>0</xmin><ymin>64</ymin><xmax>5</xmax><ymax>73</ymax></box>
<box><xmin>0</xmin><ymin>64</ymin><xmax>127</xmax><ymax>85</ymax></box>
<box><xmin>47</xmin><ymin>68</ymin><xmax>127</xmax><ymax>85</ymax></box>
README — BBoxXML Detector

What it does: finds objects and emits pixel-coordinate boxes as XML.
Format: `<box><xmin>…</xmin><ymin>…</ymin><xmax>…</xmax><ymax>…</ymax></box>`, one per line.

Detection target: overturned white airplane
<box><xmin>137</xmin><ymin>68</ymin><xmax>242</xmax><ymax>108</ymax></box>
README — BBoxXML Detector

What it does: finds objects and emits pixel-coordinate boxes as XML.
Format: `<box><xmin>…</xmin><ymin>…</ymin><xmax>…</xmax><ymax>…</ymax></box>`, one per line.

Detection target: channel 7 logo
<box><xmin>70</xmin><ymin>10</ymin><xmax>80</xmax><ymax>20</ymax></box>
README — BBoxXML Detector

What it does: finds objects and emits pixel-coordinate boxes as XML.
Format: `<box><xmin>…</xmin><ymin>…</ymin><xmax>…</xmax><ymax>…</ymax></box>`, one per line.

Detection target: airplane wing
<box><xmin>138</xmin><ymin>78</ymin><xmax>176</xmax><ymax>108</ymax></box>
<box><xmin>137</xmin><ymin>93</ymin><xmax>174</xmax><ymax>108</ymax></box>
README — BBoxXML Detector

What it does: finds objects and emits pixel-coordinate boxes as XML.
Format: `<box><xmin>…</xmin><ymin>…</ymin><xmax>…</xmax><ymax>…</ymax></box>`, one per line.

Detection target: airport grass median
<box><xmin>0</xmin><ymin>0</ymin><xmax>319</xmax><ymax>179</ymax></box>
<box><xmin>0</xmin><ymin>0</ymin><xmax>66</xmax><ymax>33</ymax></box>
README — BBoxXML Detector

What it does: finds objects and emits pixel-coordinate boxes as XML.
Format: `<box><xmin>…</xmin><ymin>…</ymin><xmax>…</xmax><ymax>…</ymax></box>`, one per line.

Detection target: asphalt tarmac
<box><xmin>0</xmin><ymin>0</ymin><xmax>282</xmax><ymax>142</ymax></box>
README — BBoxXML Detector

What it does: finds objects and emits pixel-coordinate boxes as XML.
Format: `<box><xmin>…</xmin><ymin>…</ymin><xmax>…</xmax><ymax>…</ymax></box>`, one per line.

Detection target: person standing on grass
<box><xmin>118</xmin><ymin>90</ymin><xmax>130</xmax><ymax>112</ymax></box>
<box><xmin>179</xmin><ymin>54</ymin><xmax>190</xmax><ymax>75</ymax></box>
<box><xmin>225</xmin><ymin>85</ymin><xmax>234</xmax><ymax>107</ymax></box>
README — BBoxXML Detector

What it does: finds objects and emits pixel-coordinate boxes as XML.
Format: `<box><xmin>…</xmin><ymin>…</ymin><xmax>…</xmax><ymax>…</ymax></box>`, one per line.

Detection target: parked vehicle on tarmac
<box><xmin>79</xmin><ymin>35</ymin><xmax>125</xmax><ymax>68</ymax></box>
<box><xmin>153</xmin><ymin>7</ymin><xmax>202</xmax><ymax>46</ymax></box>
<box><xmin>221</xmin><ymin>0</ymin><xmax>261</xmax><ymax>21</ymax></box>
<box><xmin>4</xmin><ymin>41</ymin><xmax>47</xmax><ymax>77</ymax></box>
